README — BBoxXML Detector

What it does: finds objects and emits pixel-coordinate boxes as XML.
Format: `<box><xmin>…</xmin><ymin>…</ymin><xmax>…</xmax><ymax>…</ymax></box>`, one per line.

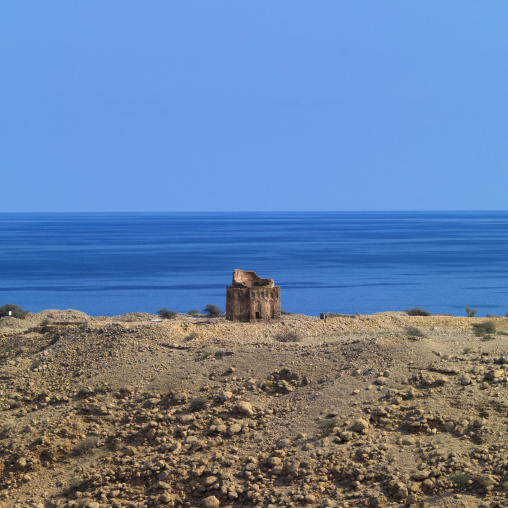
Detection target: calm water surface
<box><xmin>1</xmin><ymin>212</ymin><xmax>507</xmax><ymax>316</ymax></box>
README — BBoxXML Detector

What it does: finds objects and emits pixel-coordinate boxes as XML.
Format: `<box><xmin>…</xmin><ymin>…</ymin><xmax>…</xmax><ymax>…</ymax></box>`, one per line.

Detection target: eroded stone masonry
<box><xmin>226</xmin><ymin>269</ymin><xmax>281</xmax><ymax>322</ymax></box>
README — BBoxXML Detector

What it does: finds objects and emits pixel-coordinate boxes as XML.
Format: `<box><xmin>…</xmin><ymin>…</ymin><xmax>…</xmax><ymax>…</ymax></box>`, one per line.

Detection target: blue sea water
<box><xmin>0</xmin><ymin>212</ymin><xmax>507</xmax><ymax>317</ymax></box>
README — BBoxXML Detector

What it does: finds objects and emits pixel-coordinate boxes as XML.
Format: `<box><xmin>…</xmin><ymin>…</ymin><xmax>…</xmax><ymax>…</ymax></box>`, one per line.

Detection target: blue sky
<box><xmin>1</xmin><ymin>2</ymin><xmax>508</xmax><ymax>212</ymax></box>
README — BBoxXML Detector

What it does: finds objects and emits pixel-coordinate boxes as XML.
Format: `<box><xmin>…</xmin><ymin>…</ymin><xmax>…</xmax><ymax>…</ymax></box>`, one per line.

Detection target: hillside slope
<box><xmin>1</xmin><ymin>311</ymin><xmax>507</xmax><ymax>507</ymax></box>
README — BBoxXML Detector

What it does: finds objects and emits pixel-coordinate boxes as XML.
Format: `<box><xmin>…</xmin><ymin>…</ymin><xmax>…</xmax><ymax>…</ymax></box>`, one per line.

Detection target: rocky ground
<box><xmin>1</xmin><ymin>310</ymin><xmax>508</xmax><ymax>508</ymax></box>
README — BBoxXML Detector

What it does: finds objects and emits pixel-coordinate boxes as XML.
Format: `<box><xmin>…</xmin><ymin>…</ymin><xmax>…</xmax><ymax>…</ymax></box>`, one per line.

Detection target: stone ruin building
<box><xmin>226</xmin><ymin>269</ymin><xmax>281</xmax><ymax>322</ymax></box>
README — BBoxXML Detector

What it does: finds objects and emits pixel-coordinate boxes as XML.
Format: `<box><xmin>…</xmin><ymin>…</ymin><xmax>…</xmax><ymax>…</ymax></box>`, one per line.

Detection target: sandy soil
<box><xmin>1</xmin><ymin>310</ymin><xmax>508</xmax><ymax>507</ymax></box>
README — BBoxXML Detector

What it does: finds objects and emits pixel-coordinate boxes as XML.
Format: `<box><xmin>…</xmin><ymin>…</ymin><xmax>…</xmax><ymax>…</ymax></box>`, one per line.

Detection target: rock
<box><xmin>236</xmin><ymin>401</ymin><xmax>254</xmax><ymax>416</ymax></box>
<box><xmin>485</xmin><ymin>369</ymin><xmax>503</xmax><ymax>381</ymax></box>
<box><xmin>352</xmin><ymin>418</ymin><xmax>369</xmax><ymax>432</ymax></box>
<box><xmin>444</xmin><ymin>421</ymin><xmax>455</xmax><ymax>433</ymax></box>
<box><xmin>268</xmin><ymin>456</ymin><xmax>282</xmax><ymax>467</ymax></box>
<box><xmin>304</xmin><ymin>493</ymin><xmax>316</xmax><ymax>504</ymax></box>
<box><xmin>276</xmin><ymin>438</ymin><xmax>291</xmax><ymax>448</ymax></box>
<box><xmin>203</xmin><ymin>475</ymin><xmax>218</xmax><ymax>486</ymax></box>
<box><xmin>479</xmin><ymin>474</ymin><xmax>496</xmax><ymax>488</ymax></box>
<box><xmin>219</xmin><ymin>390</ymin><xmax>233</xmax><ymax>401</ymax></box>
<box><xmin>159</xmin><ymin>492</ymin><xmax>173</xmax><ymax>503</ymax></box>
<box><xmin>124</xmin><ymin>446</ymin><xmax>137</xmax><ymax>456</ymax></box>
<box><xmin>406</xmin><ymin>494</ymin><xmax>419</xmax><ymax>505</ymax></box>
<box><xmin>228</xmin><ymin>423</ymin><xmax>242</xmax><ymax>435</ymax></box>
<box><xmin>14</xmin><ymin>457</ymin><xmax>27</xmax><ymax>470</ymax></box>
<box><xmin>412</xmin><ymin>470</ymin><xmax>430</xmax><ymax>481</ymax></box>
<box><xmin>202</xmin><ymin>496</ymin><xmax>220</xmax><ymax>508</ymax></box>
<box><xmin>179</xmin><ymin>414</ymin><xmax>194</xmax><ymax>424</ymax></box>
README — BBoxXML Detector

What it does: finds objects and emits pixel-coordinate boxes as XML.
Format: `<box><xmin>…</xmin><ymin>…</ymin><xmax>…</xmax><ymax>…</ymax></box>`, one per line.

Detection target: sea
<box><xmin>1</xmin><ymin>211</ymin><xmax>507</xmax><ymax>318</ymax></box>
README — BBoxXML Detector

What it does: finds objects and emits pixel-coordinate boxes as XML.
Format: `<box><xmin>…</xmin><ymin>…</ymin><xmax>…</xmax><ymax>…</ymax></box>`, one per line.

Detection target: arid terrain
<box><xmin>1</xmin><ymin>310</ymin><xmax>508</xmax><ymax>508</ymax></box>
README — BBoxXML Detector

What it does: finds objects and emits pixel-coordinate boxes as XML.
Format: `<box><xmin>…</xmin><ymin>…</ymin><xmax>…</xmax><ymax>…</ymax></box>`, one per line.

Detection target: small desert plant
<box><xmin>405</xmin><ymin>308</ymin><xmax>431</xmax><ymax>317</ymax></box>
<box><xmin>316</xmin><ymin>417</ymin><xmax>339</xmax><ymax>435</ymax></box>
<box><xmin>188</xmin><ymin>309</ymin><xmax>200</xmax><ymax>316</ymax></box>
<box><xmin>472</xmin><ymin>320</ymin><xmax>496</xmax><ymax>336</ymax></box>
<box><xmin>186</xmin><ymin>332</ymin><xmax>198</xmax><ymax>341</ymax></box>
<box><xmin>157</xmin><ymin>308</ymin><xmax>177</xmax><ymax>319</ymax></box>
<box><xmin>275</xmin><ymin>330</ymin><xmax>302</xmax><ymax>342</ymax></box>
<box><xmin>261</xmin><ymin>380</ymin><xmax>274</xmax><ymax>390</ymax></box>
<box><xmin>465</xmin><ymin>306</ymin><xmax>478</xmax><ymax>318</ymax></box>
<box><xmin>405</xmin><ymin>325</ymin><xmax>426</xmax><ymax>338</ymax></box>
<box><xmin>0</xmin><ymin>304</ymin><xmax>28</xmax><ymax>319</ymax></box>
<box><xmin>68</xmin><ymin>476</ymin><xmax>83</xmax><ymax>488</ymax></box>
<box><xmin>73</xmin><ymin>435</ymin><xmax>100</xmax><ymax>455</ymax></box>
<box><xmin>203</xmin><ymin>304</ymin><xmax>221</xmax><ymax>318</ymax></box>
<box><xmin>190</xmin><ymin>397</ymin><xmax>208</xmax><ymax>411</ymax></box>
<box><xmin>280</xmin><ymin>310</ymin><xmax>293</xmax><ymax>315</ymax></box>
<box><xmin>449</xmin><ymin>473</ymin><xmax>471</xmax><ymax>489</ymax></box>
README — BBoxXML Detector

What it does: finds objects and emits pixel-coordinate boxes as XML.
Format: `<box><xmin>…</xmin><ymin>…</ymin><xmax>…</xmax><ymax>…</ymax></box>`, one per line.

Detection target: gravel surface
<box><xmin>1</xmin><ymin>310</ymin><xmax>508</xmax><ymax>507</ymax></box>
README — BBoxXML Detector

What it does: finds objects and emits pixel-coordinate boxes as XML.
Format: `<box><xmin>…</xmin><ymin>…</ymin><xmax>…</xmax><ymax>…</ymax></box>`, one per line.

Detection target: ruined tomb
<box><xmin>226</xmin><ymin>269</ymin><xmax>281</xmax><ymax>322</ymax></box>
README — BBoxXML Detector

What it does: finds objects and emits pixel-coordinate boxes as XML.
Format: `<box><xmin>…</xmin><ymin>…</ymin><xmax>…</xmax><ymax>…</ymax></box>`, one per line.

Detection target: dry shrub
<box><xmin>73</xmin><ymin>436</ymin><xmax>99</xmax><ymax>455</ymax></box>
<box><xmin>275</xmin><ymin>330</ymin><xmax>302</xmax><ymax>343</ymax></box>
<box><xmin>406</xmin><ymin>325</ymin><xmax>426</xmax><ymax>338</ymax></box>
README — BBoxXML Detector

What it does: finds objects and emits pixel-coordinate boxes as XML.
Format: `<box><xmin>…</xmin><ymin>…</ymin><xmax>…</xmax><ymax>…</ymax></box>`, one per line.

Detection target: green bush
<box><xmin>203</xmin><ymin>304</ymin><xmax>221</xmax><ymax>318</ymax></box>
<box><xmin>190</xmin><ymin>397</ymin><xmax>208</xmax><ymax>411</ymax></box>
<box><xmin>465</xmin><ymin>306</ymin><xmax>478</xmax><ymax>318</ymax></box>
<box><xmin>280</xmin><ymin>310</ymin><xmax>293</xmax><ymax>315</ymax></box>
<box><xmin>188</xmin><ymin>309</ymin><xmax>200</xmax><ymax>316</ymax></box>
<box><xmin>0</xmin><ymin>304</ymin><xmax>28</xmax><ymax>319</ymax></box>
<box><xmin>472</xmin><ymin>320</ymin><xmax>496</xmax><ymax>336</ymax></box>
<box><xmin>405</xmin><ymin>308</ymin><xmax>431</xmax><ymax>316</ymax></box>
<box><xmin>157</xmin><ymin>309</ymin><xmax>177</xmax><ymax>320</ymax></box>
<box><xmin>449</xmin><ymin>473</ymin><xmax>471</xmax><ymax>490</ymax></box>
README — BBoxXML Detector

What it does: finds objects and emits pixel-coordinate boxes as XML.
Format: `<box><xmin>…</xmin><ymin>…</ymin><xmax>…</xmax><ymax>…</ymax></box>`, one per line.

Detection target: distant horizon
<box><xmin>2</xmin><ymin>210</ymin><xmax>508</xmax><ymax>214</ymax></box>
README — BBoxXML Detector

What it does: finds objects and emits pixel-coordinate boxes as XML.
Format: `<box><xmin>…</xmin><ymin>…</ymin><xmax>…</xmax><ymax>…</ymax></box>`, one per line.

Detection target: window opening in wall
<box><xmin>256</xmin><ymin>312</ymin><xmax>260</xmax><ymax>319</ymax></box>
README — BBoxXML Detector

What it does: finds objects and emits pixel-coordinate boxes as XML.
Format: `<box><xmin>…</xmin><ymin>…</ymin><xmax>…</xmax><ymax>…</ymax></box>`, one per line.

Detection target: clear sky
<box><xmin>1</xmin><ymin>2</ymin><xmax>508</xmax><ymax>212</ymax></box>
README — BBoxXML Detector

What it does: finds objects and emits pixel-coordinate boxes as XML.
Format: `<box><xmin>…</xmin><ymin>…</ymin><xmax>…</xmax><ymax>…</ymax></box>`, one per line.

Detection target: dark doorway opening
<box><xmin>256</xmin><ymin>312</ymin><xmax>260</xmax><ymax>319</ymax></box>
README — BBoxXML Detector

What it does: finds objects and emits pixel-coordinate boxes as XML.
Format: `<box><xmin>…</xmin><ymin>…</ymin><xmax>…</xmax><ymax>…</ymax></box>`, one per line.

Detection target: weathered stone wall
<box><xmin>226</xmin><ymin>270</ymin><xmax>280</xmax><ymax>322</ymax></box>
